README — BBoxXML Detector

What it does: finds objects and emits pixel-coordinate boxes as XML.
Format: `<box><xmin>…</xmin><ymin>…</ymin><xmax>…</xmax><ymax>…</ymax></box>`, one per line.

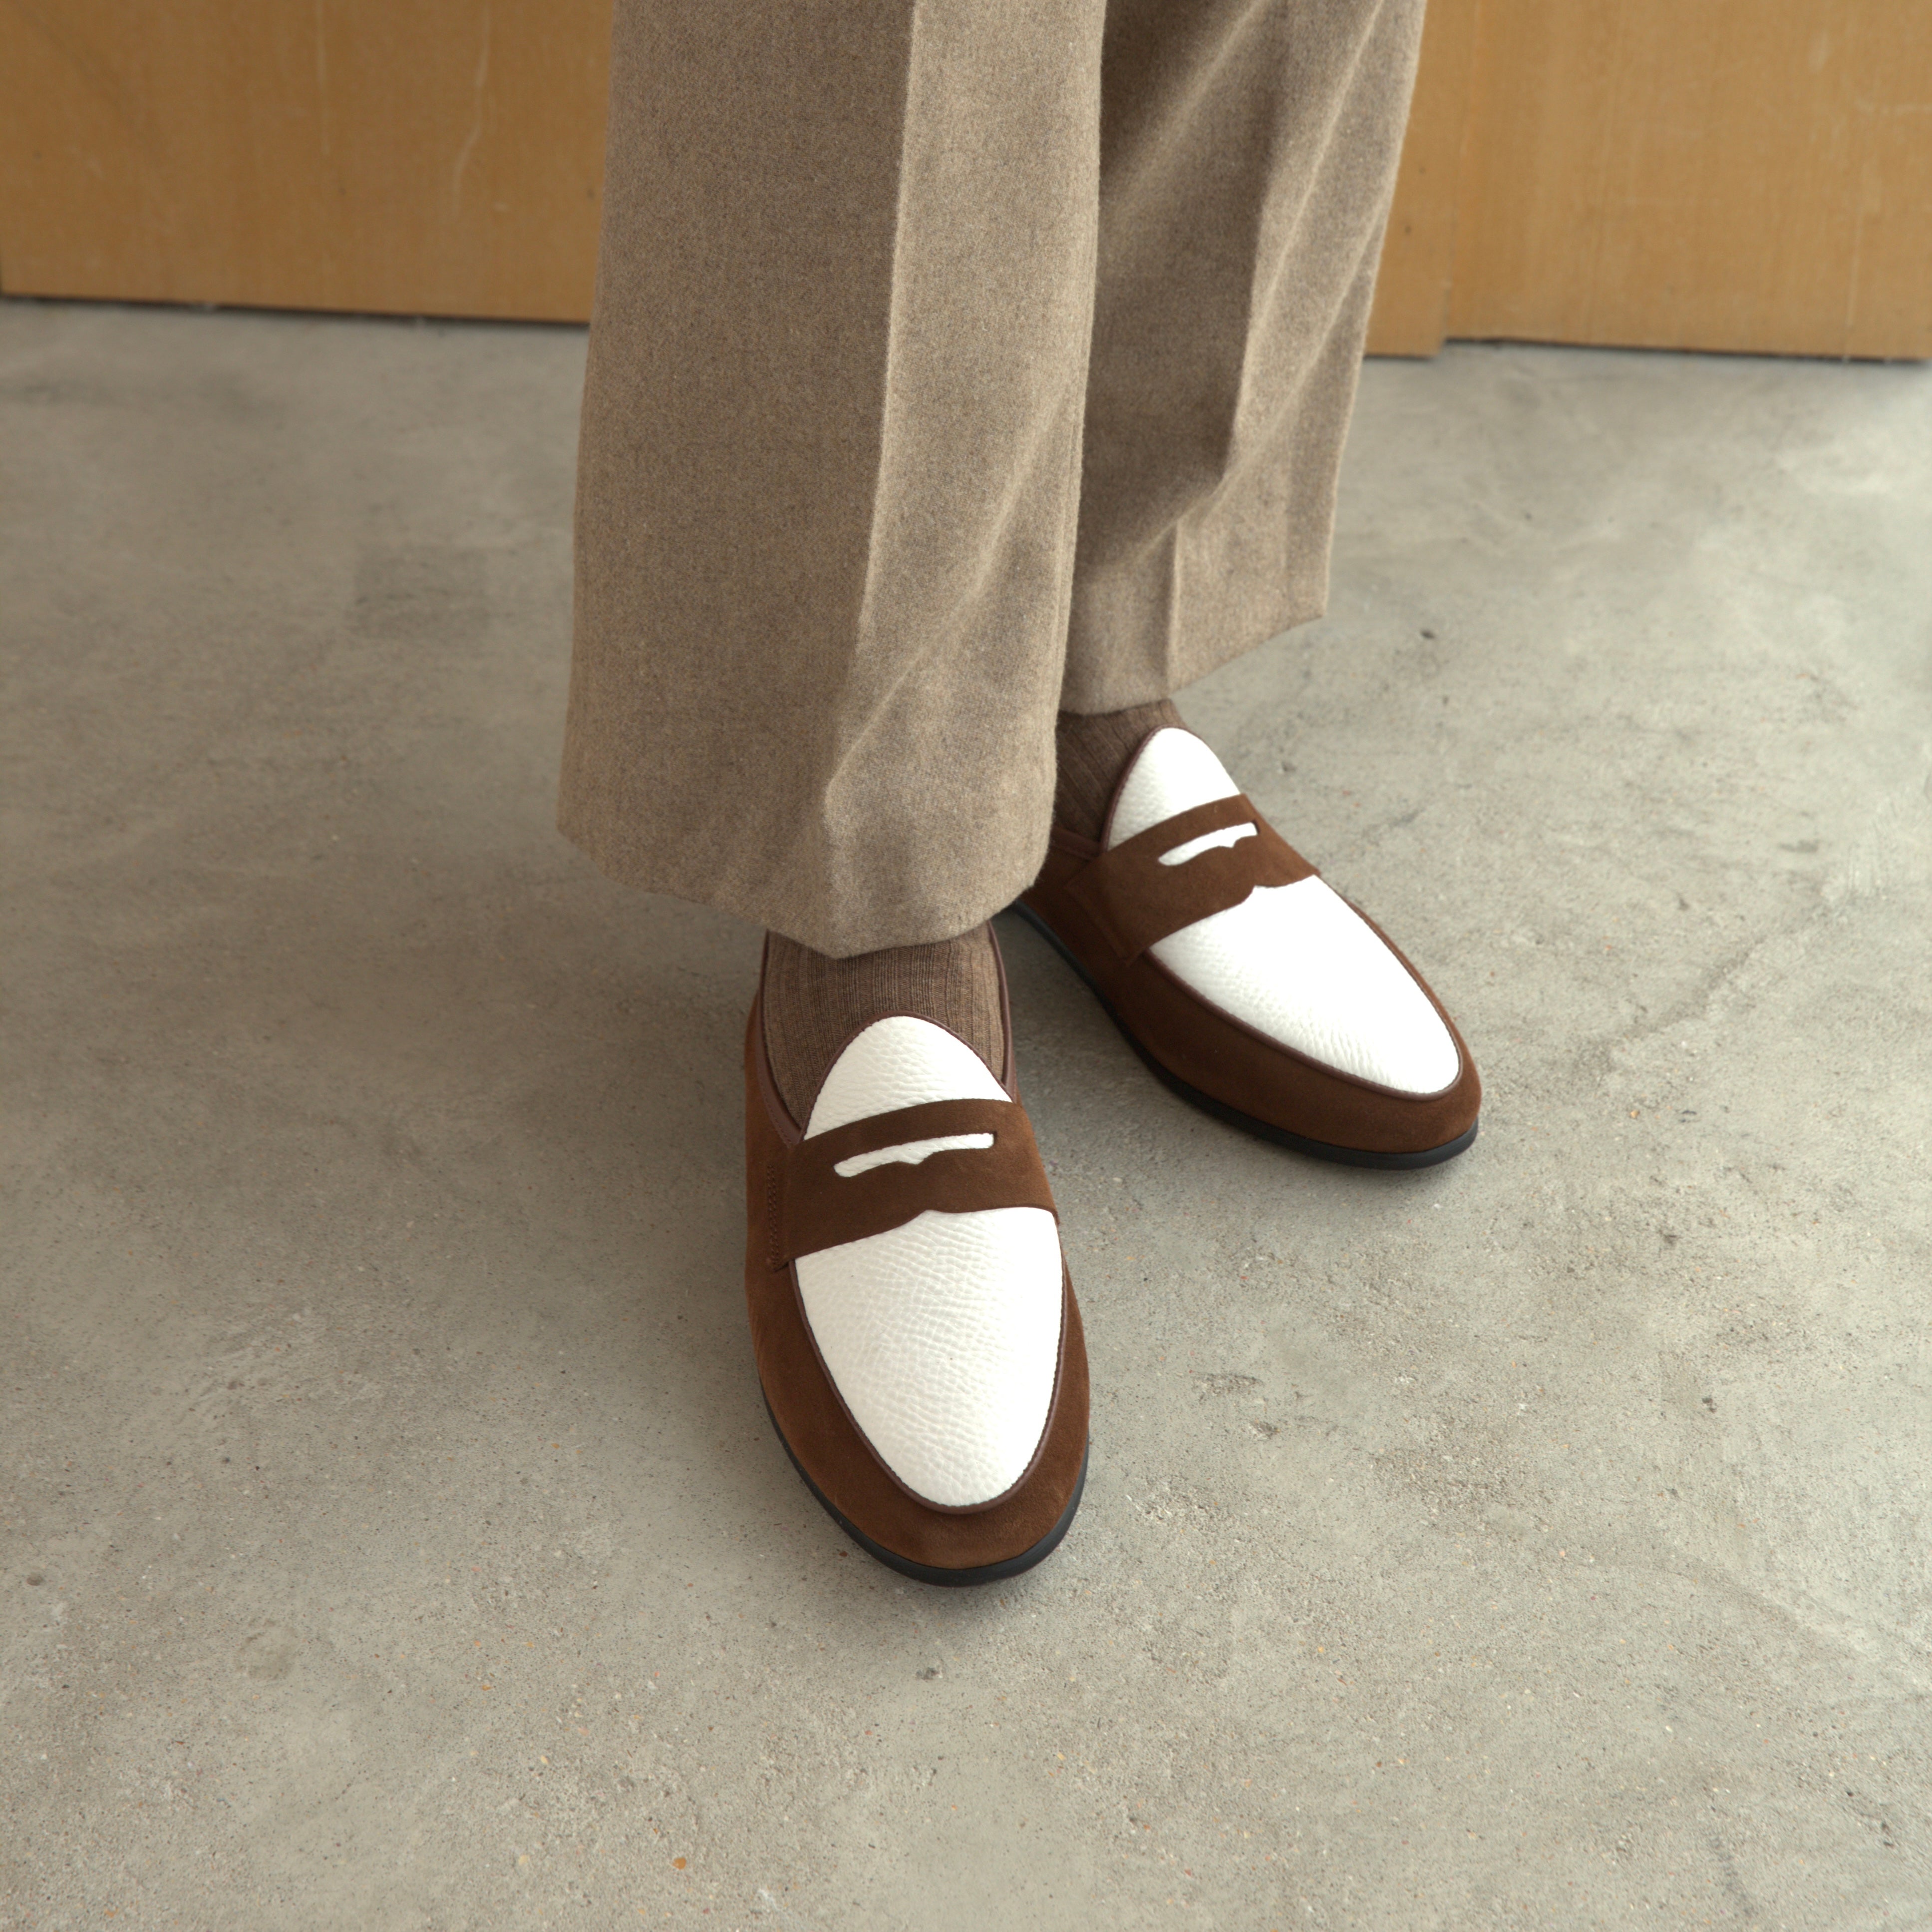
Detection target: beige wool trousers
<box><xmin>559</xmin><ymin>0</ymin><xmax>1425</xmax><ymax>957</ymax></box>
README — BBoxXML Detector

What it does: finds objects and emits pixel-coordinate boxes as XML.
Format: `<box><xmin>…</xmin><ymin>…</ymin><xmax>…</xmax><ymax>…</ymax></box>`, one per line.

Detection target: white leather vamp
<box><xmin>794</xmin><ymin>1017</ymin><xmax>1062</xmax><ymax>1509</ymax></box>
<box><xmin>1111</xmin><ymin>729</ymin><xmax>1461</xmax><ymax>1096</ymax></box>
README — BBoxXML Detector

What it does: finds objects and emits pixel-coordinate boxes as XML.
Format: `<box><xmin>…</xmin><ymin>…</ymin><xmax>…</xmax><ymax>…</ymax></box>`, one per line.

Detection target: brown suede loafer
<box><xmin>1018</xmin><ymin>727</ymin><xmax>1480</xmax><ymax>1168</ymax></box>
<box><xmin>743</xmin><ymin>942</ymin><xmax>1088</xmax><ymax>1585</ymax></box>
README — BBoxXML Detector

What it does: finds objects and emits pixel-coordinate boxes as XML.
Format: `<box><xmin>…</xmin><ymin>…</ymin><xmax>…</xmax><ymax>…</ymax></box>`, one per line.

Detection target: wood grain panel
<box><xmin>0</xmin><ymin>0</ymin><xmax>612</xmax><ymax>320</ymax></box>
<box><xmin>1365</xmin><ymin>0</ymin><xmax>1481</xmax><ymax>356</ymax></box>
<box><xmin>1</xmin><ymin>0</ymin><xmax>1926</xmax><ymax>356</ymax></box>
<box><xmin>1445</xmin><ymin>0</ymin><xmax>1932</xmax><ymax>358</ymax></box>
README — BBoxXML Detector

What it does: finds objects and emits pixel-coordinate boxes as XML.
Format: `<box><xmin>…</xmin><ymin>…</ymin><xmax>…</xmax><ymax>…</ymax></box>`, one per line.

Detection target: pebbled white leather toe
<box><xmin>794</xmin><ymin>1017</ymin><xmax>1063</xmax><ymax>1509</ymax></box>
<box><xmin>1109</xmin><ymin>730</ymin><xmax>1461</xmax><ymax>1096</ymax></box>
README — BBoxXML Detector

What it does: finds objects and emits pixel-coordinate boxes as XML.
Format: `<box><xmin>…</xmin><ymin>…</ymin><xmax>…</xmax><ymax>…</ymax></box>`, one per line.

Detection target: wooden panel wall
<box><xmin>0</xmin><ymin>0</ymin><xmax>612</xmax><ymax>321</ymax></box>
<box><xmin>1431</xmin><ymin>0</ymin><xmax>1932</xmax><ymax>359</ymax></box>
<box><xmin>2</xmin><ymin>0</ymin><xmax>1927</xmax><ymax>357</ymax></box>
<box><xmin>1363</xmin><ymin>0</ymin><xmax>1484</xmax><ymax>356</ymax></box>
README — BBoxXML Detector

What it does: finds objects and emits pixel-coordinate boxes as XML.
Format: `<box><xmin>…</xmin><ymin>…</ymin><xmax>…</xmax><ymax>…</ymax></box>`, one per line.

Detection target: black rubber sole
<box><xmin>1008</xmin><ymin>899</ymin><xmax>1479</xmax><ymax>1172</ymax></box>
<box><xmin>764</xmin><ymin>1395</ymin><xmax>1088</xmax><ymax>1588</ymax></box>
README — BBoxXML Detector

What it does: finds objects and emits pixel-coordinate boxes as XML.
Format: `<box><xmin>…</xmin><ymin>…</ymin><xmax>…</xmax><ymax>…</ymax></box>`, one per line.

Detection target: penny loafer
<box><xmin>1017</xmin><ymin>727</ymin><xmax>1480</xmax><ymax>1167</ymax></box>
<box><xmin>743</xmin><ymin>934</ymin><xmax>1088</xmax><ymax>1584</ymax></box>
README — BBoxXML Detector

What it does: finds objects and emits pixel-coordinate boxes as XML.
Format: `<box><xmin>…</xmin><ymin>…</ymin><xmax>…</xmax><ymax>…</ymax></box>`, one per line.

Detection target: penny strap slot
<box><xmin>769</xmin><ymin>1098</ymin><xmax>1056</xmax><ymax>1265</ymax></box>
<box><xmin>1066</xmin><ymin>794</ymin><xmax>1313</xmax><ymax>962</ymax></box>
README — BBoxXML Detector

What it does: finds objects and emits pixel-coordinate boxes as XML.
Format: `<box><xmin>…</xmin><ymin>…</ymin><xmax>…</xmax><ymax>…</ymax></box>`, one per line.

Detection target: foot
<box><xmin>1054</xmin><ymin>697</ymin><xmax>1187</xmax><ymax>839</ymax></box>
<box><xmin>760</xmin><ymin>925</ymin><xmax>1006</xmax><ymax>1126</ymax></box>
<box><xmin>744</xmin><ymin>924</ymin><xmax>1088</xmax><ymax>1583</ymax></box>
<box><xmin>1021</xmin><ymin>713</ymin><xmax>1481</xmax><ymax>1165</ymax></box>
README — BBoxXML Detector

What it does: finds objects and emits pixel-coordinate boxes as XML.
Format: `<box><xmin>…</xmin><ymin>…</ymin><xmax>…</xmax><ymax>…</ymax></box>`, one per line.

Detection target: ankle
<box><xmin>761</xmin><ymin>925</ymin><xmax>1006</xmax><ymax>1124</ymax></box>
<box><xmin>1053</xmin><ymin>698</ymin><xmax>1186</xmax><ymax>839</ymax></box>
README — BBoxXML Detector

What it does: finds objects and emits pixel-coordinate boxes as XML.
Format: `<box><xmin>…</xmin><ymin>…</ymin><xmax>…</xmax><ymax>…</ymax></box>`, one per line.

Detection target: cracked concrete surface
<box><xmin>2</xmin><ymin>299</ymin><xmax>1928</xmax><ymax>1929</ymax></box>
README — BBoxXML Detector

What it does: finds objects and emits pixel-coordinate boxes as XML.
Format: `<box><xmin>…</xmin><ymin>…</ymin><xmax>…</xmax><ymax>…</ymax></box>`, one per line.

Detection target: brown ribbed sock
<box><xmin>1053</xmin><ymin>698</ymin><xmax>1187</xmax><ymax>839</ymax></box>
<box><xmin>761</xmin><ymin>923</ymin><xmax>1006</xmax><ymax>1125</ymax></box>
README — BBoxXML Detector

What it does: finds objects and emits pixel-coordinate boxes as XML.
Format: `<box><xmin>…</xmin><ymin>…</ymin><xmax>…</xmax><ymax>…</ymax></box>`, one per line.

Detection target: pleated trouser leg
<box><xmin>559</xmin><ymin>0</ymin><xmax>1422</xmax><ymax>956</ymax></box>
<box><xmin>1063</xmin><ymin>0</ymin><xmax>1426</xmax><ymax>711</ymax></box>
<box><xmin>560</xmin><ymin>0</ymin><xmax>1108</xmax><ymax>958</ymax></box>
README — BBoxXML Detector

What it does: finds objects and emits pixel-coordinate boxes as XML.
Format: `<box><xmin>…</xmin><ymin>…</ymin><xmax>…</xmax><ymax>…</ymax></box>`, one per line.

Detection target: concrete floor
<box><xmin>2</xmin><ymin>298</ymin><xmax>1928</xmax><ymax>1932</ymax></box>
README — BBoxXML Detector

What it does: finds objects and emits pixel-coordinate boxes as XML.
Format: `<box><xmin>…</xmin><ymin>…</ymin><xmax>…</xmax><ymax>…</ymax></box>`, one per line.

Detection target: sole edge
<box><xmin>763</xmin><ymin>1395</ymin><xmax>1089</xmax><ymax>1588</ymax></box>
<box><xmin>1007</xmin><ymin>899</ymin><xmax>1479</xmax><ymax>1172</ymax></box>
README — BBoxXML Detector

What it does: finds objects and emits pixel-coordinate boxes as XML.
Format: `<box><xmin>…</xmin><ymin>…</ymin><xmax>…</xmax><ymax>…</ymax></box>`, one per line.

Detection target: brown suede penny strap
<box><xmin>768</xmin><ymin>1098</ymin><xmax>1057</xmax><ymax>1267</ymax></box>
<box><xmin>1066</xmin><ymin>794</ymin><xmax>1314</xmax><ymax>963</ymax></box>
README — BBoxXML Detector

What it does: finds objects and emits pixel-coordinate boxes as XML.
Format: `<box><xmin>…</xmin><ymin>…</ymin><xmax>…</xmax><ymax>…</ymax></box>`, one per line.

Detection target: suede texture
<box><xmin>1021</xmin><ymin>819</ymin><xmax>1481</xmax><ymax>1158</ymax></box>
<box><xmin>766</xmin><ymin>1097</ymin><xmax>1056</xmax><ymax>1266</ymax></box>
<box><xmin>1064</xmin><ymin>795</ymin><xmax>1314</xmax><ymax>961</ymax></box>
<box><xmin>742</xmin><ymin>1000</ymin><xmax>1089</xmax><ymax>1566</ymax></box>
